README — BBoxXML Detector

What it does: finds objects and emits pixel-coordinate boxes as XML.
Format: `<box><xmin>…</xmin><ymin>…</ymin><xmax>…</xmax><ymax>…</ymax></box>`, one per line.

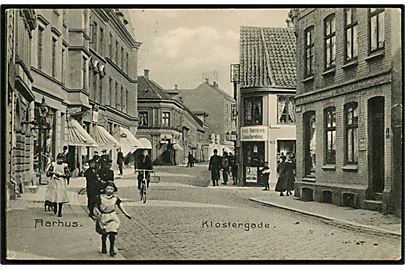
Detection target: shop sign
<box><xmin>246</xmin><ymin>166</ymin><xmax>258</xmax><ymax>183</ymax></box>
<box><xmin>240</xmin><ymin>126</ymin><xmax>268</xmax><ymax>141</ymax></box>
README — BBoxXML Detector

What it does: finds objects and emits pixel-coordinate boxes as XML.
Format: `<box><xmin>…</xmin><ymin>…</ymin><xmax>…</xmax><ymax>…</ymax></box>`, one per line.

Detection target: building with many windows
<box><xmin>238</xmin><ymin>26</ymin><xmax>296</xmax><ymax>186</ymax></box>
<box><xmin>4</xmin><ymin>8</ymin><xmax>140</xmax><ymax>197</ymax></box>
<box><xmin>289</xmin><ymin>8</ymin><xmax>402</xmax><ymax>215</ymax></box>
<box><xmin>5</xmin><ymin>9</ymin><xmax>37</xmax><ymax>202</ymax></box>
<box><xmin>137</xmin><ymin>70</ymin><xmax>207</xmax><ymax>165</ymax></box>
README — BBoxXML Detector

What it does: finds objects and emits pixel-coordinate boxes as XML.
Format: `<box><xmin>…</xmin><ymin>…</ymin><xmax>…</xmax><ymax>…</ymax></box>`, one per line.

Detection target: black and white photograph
<box><xmin>1</xmin><ymin>4</ymin><xmax>403</xmax><ymax>263</ymax></box>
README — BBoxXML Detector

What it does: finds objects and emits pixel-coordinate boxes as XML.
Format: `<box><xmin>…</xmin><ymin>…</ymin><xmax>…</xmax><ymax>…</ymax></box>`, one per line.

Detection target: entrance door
<box><xmin>304</xmin><ymin>111</ymin><xmax>316</xmax><ymax>177</ymax></box>
<box><xmin>242</xmin><ymin>141</ymin><xmax>265</xmax><ymax>185</ymax></box>
<box><xmin>368</xmin><ymin>97</ymin><xmax>385</xmax><ymax>193</ymax></box>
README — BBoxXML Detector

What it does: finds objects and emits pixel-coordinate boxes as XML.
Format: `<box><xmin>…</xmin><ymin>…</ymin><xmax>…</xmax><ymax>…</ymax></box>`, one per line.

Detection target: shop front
<box><xmin>240</xmin><ymin>126</ymin><xmax>268</xmax><ymax>186</ymax></box>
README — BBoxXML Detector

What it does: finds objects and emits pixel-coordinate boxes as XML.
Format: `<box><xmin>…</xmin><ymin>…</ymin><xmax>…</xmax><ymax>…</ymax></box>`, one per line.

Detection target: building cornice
<box><xmin>105</xmin><ymin>58</ymin><xmax>137</xmax><ymax>83</ymax></box>
<box><xmin>295</xmin><ymin>70</ymin><xmax>392</xmax><ymax>105</ymax></box>
<box><xmin>36</xmin><ymin>14</ymin><xmax>49</xmax><ymax>26</ymax></box>
<box><xmin>51</xmin><ymin>26</ymin><xmax>62</xmax><ymax>37</ymax></box>
<box><xmin>31</xmin><ymin>66</ymin><xmax>63</xmax><ymax>87</ymax></box>
<box><xmin>105</xmin><ymin>9</ymin><xmax>141</xmax><ymax>49</ymax></box>
<box><xmin>68</xmin><ymin>45</ymin><xmax>91</xmax><ymax>58</ymax></box>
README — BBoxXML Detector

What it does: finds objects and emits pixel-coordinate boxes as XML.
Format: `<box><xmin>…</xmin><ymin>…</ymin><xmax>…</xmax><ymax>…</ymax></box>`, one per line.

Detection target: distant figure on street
<box><xmin>85</xmin><ymin>158</ymin><xmax>102</xmax><ymax>218</ymax></box>
<box><xmin>63</xmin><ymin>146</ymin><xmax>69</xmax><ymax>163</ymax></box>
<box><xmin>93</xmin><ymin>181</ymin><xmax>131</xmax><ymax>257</ymax></box>
<box><xmin>208</xmin><ymin>149</ymin><xmax>222</xmax><ymax>186</ymax></box>
<box><xmin>100</xmin><ymin>159</ymin><xmax>114</xmax><ymax>190</ymax></box>
<box><xmin>187</xmin><ymin>152</ymin><xmax>194</xmax><ymax>167</ymax></box>
<box><xmin>286</xmin><ymin>153</ymin><xmax>296</xmax><ymax>196</ymax></box>
<box><xmin>275</xmin><ymin>155</ymin><xmax>288</xmax><ymax>196</ymax></box>
<box><xmin>44</xmin><ymin>153</ymin><xmax>70</xmax><ymax>217</ymax></box>
<box><xmin>228</xmin><ymin>153</ymin><xmax>238</xmax><ymax>185</ymax></box>
<box><xmin>261</xmin><ymin>161</ymin><xmax>271</xmax><ymax>191</ymax></box>
<box><xmin>116</xmin><ymin>149</ymin><xmax>124</xmax><ymax>175</ymax></box>
<box><xmin>100</xmin><ymin>149</ymin><xmax>110</xmax><ymax>171</ymax></box>
<box><xmin>135</xmin><ymin>150</ymin><xmax>153</xmax><ymax>189</ymax></box>
<box><xmin>221</xmin><ymin>152</ymin><xmax>230</xmax><ymax>185</ymax></box>
<box><xmin>93</xmin><ymin>151</ymin><xmax>101</xmax><ymax>173</ymax></box>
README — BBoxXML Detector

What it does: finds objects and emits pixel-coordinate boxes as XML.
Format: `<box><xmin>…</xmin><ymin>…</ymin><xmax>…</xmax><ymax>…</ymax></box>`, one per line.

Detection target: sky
<box><xmin>127</xmin><ymin>8</ymin><xmax>290</xmax><ymax>93</ymax></box>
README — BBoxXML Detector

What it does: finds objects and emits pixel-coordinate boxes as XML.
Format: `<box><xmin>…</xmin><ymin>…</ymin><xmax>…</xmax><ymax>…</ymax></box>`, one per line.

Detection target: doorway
<box><xmin>368</xmin><ymin>97</ymin><xmax>385</xmax><ymax>194</ymax></box>
<box><xmin>304</xmin><ymin>111</ymin><xmax>316</xmax><ymax>177</ymax></box>
<box><xmin>242</xmin><ymin>141</ymin><xmax>265</xmax><ymax>185</ymax></box>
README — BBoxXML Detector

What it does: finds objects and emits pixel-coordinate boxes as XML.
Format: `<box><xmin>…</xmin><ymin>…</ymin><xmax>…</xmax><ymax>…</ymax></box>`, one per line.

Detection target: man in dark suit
<box><xmin>116</xmin><ymin>149</ymin><xmax>124</xmax><ymax>175</ymax></box>
<box><xmin>208</xmin><ymin>149</ymin><xmax>222</xmax><ymax>186</ymax></box>
<box><xmin>99</xmin><ymin>159</ymin><xmax>114</xmax><ymax>188</ymax></box>
<box><xmin>100</xmin><ymin>149</ymin><xmax>110</xmax><ymax>171</ymax></box>
<box><xmin>92</xmin><ymin>151</ymin><xmax>100</xmax><ymax>173</ymax></box>
<box><xmin>136</xmin><ymin>150</ymin><xmax>153</xmax><ymax>189</ymax></box>
<box><xmin>84</xmin><ymin>159</ymin><xmax>101</xmax><ymax>218</ymax></box>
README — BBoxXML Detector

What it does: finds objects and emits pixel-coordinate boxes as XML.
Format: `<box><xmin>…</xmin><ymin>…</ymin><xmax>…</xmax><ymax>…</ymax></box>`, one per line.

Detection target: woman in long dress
<box><xmin>94</xmin><ymin>181</ymin><xmax>132</xmax><ymax>257</ymax></box>
<box><xmin>45</xmin><ymin>153</ymin><xmax>70</xmax><ymax>217</ymax></box>
<box><xmin>275</xmin><ymin>155</ymin><xmax>288</xmax><ymax>196</ymax></box>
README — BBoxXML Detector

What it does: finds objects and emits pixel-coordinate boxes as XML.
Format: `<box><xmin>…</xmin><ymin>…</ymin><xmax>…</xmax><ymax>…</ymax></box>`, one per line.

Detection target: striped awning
<box><xmin>66</xmin><ymin>119</ymin><xmax>98</xmax><ymax>147</ymax></box>
<box><xmin>113</xmin><ymin>127</ymin><xmax>143</xmax><ymax>155</ymax></box>
<box><xmin>94</xmin><ymin>125</ymin><xmax>120</xmax><ymax>147</ymax></box>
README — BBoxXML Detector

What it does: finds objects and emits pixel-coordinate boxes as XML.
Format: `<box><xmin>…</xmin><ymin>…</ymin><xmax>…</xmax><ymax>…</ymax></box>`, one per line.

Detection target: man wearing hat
<box><xmin>100</xmin><ymin>159</ymin><xmax>114</xmax><ymax>189</ymax></box>
<box><xmin>84</xmin><ymin>158</ymin><xmax>102</xmax><ymax>218</ymax></box>
<box><xmin>100</xmin><ymin>149</ymin><xmax>110</xmax><ymax>171</ymax></box>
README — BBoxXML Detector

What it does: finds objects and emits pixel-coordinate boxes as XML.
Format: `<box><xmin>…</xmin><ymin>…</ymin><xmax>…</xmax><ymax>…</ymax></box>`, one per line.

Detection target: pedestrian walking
<box><xmin>116</xmin><ymin>149</ymin><xmax>124</xmax><ymax>175</ymax></box>
<box><xmin>93</xmin><ymin>151</ymin><xmax>101</xmax><ymax>173</ymax></box>
<box><xmin>84</xmin><ymin>158</ymin><xmax>102</xmax><ymax>218</ymax></box>
<box><xmin>100</xmin><ymin>159</ymin><xmax>114</xmax><ymax>189</ymax></box>
<box><xmin>187</xmin><ymin>152</ymin><xmax>194</xmax><ymax>167</ymax></box>
<box><xmin>135</xmin><ymin>149</ymin><xmax>153</xmax><ymax>189</ymax></box>
<box><xmin>208</xmin><ymin>149</ymin><xmax>221</xmax><ymax>186</ymax></box>
<box><xmin>44</xmin><ymin>153</ymin><xmax>70</xmax><ymax>217</ymax></box>
<box><xmin>261</xmin><ymin>162</ymin><xmax>271</xmax><ymax>191</ymax></box>
<box><xmin>286</xmin><ymin>153</ymin><xmax>296</xmax><ymax>196</ymax></box>
<box><xmin>221</xmin><ymin>152</ymin><xmax>230</xmax><ymax>185</ymax></box>
<box><xmin>93</xmin><ymin>181</ymin><xmax>132</xmax><ymax>257</ymax></box>
<box><xmin>100</xmin><ymin>149</ymin><xmax>110</xmax><ymax>171</ymax></box>
<box><xmin>275</xmin><ymin>155</ymin><xmax>288</xmax><ymax>196</ymax></box>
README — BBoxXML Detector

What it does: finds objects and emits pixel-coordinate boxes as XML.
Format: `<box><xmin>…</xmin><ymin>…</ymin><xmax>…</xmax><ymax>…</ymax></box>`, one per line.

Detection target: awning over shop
<box><xmin>113</xmin><ymin>127</ymin><xmax>143</xmax><ymax>156</ymax></box>
<box><xmin>66</xmin><ymin>118</ymin><xmax>98</xmax><ymax>147</ymax></box>
<box><xmin>94</xmin><ymin>125</ymin><xmax>120</xmax><ymax>147</ymax></box>
<box><xmin>138</xmin><ymin>138</ymin><xmax>152</xmax><ymax>149</ymax></box>
<box><xmin>172</xmin><ymin>143</ymin><xmax>184</xmax><ymax>151</ymax></box>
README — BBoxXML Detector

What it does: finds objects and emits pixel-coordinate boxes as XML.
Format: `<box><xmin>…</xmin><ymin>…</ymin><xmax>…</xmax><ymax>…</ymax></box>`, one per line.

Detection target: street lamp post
<box><xmin>230</xmin><ymin>64</ymin><xmax>241</xmax><ymax>185</ymax></box>
<box><xmin>24</xmin><ymin>97</ymin><xmax>54</xmax><ymax>185</ymax></box>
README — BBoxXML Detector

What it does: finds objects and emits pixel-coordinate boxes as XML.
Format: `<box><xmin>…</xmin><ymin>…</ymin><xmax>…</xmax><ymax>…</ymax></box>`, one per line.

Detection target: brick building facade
<box><xmin>289</xmin><ymin>8</ymin><xmax>402</xmax><ymax>215</ymax></box>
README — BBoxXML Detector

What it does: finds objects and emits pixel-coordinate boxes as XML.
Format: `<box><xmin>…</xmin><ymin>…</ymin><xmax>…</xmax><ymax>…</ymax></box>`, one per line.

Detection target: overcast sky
<box><xmin>127</xmin><ymin>8</ymin><xmax>290</xmax><ymax>92</ymax></box>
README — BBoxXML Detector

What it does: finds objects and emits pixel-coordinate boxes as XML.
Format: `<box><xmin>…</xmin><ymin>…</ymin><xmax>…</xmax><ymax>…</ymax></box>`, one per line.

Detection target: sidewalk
<box><xmin>250</xmin><ymin>191</ymin><xmax>401</xmax><ymax>238</ymax></box>
<box><xmin>6</xmin><ymin>177</ymin><xmax>124</xmax><ymax>261</ymax></box>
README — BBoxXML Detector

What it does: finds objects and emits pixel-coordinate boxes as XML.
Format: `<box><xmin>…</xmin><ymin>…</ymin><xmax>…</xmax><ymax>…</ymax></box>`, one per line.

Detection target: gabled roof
<box><xmin>173</xmin><ymin>81</ymin><xmax>234</xmax><ymax>101</ymax></box>
<box><xmin>240</xmin><ymin>26</ymin><xmax>296</xmax><ymax>89</ymax></box>
<box><xmin>137</xmin><ymin>76</ymin><xmax>173</xmax><ymax>100</ymax></box>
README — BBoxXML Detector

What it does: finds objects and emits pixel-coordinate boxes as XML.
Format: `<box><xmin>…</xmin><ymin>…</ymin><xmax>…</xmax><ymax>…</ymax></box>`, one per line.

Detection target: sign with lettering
<box><xmin>246</xmin><ymin>167</ymin><xmax>258</xmax><ymax>183</ymax></box>
<box><xmin>240</xmin><ymin>126</ymin><xmax>268</xmax><ymax>141</ymax></box>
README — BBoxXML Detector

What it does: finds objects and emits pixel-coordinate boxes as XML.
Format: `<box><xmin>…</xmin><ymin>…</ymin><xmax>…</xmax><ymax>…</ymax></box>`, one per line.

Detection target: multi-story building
<box><xmin>289</xmin><ymin>8</ymin><xmax>402</xmax><ymax>215</ymax></box>
<box><xmin>28</xmin><ymin>8</ymin><xmax>140</xmax><ymax>175</ymax></box>
<box><xmin>4</xmin><ymin>7</ymin><xmax>140</xmax><ymax>200</ymax></box>
<box><xmin>5</xmin><ymin>9</ymin><xmax>37</xmax><ymax>202</ymax></box>
<box><xmin>238</xmin><ymin>26</ymin><xmax>297</xmax><ymax>186</ymax></box>
<box><xmin>137</xmin><ymin>70</ymin><xmax>207</xmax><ymax>165</ymax></box>
<box><xmin>174</xmin><ymin>79</ymin><xmax>236</xmax><ymax>156</ymax></box>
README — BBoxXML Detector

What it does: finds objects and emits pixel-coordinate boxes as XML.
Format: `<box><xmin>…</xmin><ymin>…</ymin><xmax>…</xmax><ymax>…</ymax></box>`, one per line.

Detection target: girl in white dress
<box><xmin>93</xmin><ymin>181</ymin><xmax>131</xmax><ymax>256</ymax></box>
<box><xmin>45</xmin><ymin>153</ymin><xmax>70</xmax><ymax>217</ymax></box>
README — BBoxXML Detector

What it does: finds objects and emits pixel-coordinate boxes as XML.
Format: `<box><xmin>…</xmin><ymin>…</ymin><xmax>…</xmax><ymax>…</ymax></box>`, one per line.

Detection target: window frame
<box><xmin>162</xmin><ymin>111</ymin><xmax>171</xmax><ymax>127</ymax></box>
<box><xmin>344</xmin><ymin>102</ymin><xmax>359</xmax><ymax>164</ymax></box>
<box><xmin>51</xmin><ymin>37</ymin><xmax>57</xmax><ymax>77</ymax></box>
<box><xmin>369</xmin><ymin>8</ymin><xmax>385</xmax><ymax>53</ymax></box>
<box><xmin>277</xmin><ymin>95</ymin><xmax>296</xmax><ymax>124</ymax></box>
<box><xmin>324</xmin><ymin>107</ymin><xmax>336</xmax><ymax>164</ymax></box>
<box><xmin>82</xmin><ymin>56</ymin><xmax>87</xmax><ymax>91</ymax></box>
<box><xmin>344</xmin><ymin>8</ymin><xmax>358</xmax><ymax>62</ymax></box>
<box><xmin>304</xmin><ymin>26</ymin><xmax>314</xmax><ymax>77</ymax></box>
<box><xmin>324</xmin><ymin>14</ymin><xmax>336</xmax><ymax>70</ymax></box>
<box><xmin>37</xmin><ymin>26</ymin><xmax>44</xmax><ymax>69</ymax></box>
<box><xmin>244</xmin><ymin>96</ymin><xmax>263</xmax><ymax>126</ymax></box>
<box><xmin>139</xmin><ymin>111</ymin><xmax>149</xmax><ymax>127</ymax></box>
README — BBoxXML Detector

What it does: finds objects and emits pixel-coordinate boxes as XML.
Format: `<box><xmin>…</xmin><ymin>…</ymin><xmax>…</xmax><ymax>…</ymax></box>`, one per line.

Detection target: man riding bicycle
<box><xmin>135</xmin><ymin>149</ymin><xmax>153</xmax><ymax>190</ymax></box>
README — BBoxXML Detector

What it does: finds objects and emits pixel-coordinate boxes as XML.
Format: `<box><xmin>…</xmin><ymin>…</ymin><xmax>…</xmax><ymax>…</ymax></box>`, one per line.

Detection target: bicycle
<box><xmin>134</xmin><ymin>169</ymin><xmax>153</xmax><ymax>203</ymax></box>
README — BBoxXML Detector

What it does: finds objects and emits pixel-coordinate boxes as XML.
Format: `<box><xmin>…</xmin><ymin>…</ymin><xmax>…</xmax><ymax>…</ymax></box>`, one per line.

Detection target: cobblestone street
<box><xmin>111</xmin><ymin>165</ymin><xmax>401</xmax><ymax>261</ymax></box>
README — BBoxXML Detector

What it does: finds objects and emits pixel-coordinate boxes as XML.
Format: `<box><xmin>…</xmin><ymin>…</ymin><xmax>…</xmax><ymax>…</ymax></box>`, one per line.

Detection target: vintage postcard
<box><xmin>2</xmin><ymin>5</ymin><xmax>403</xmax><ymax>263</ymax></box>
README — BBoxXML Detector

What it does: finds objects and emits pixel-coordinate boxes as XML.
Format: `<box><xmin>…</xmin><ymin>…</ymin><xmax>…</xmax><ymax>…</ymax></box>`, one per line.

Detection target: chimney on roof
<box><xmin>213</xmin><ymin>81</ymin><xmax>218</xmax><ymax>88</ymax></box>
<box><xmin>175</xmin><ymin>84</ymin><xmax>178</xmax><ymax>90</ymax></box>
<box><xmin>286</xmin><ymin>17</ymin><xmax>294</xmax><ymax>28</ymax></box>
<box><xmin>205</xmin><ymin>78</ymin><xmax>209</xmax><ymax>84</ymax></box>
<box><xmin>144</xmin><ymin>69</ymin><xmax>150</xmax><ymax>79</ymax></box>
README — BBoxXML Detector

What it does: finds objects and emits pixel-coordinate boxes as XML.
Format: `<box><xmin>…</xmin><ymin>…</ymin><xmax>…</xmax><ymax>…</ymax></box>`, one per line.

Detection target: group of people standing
<box><xmin>208</xmin><ymin>149</ymin><xmax>238</xmax><ymax>186</ymax></box>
